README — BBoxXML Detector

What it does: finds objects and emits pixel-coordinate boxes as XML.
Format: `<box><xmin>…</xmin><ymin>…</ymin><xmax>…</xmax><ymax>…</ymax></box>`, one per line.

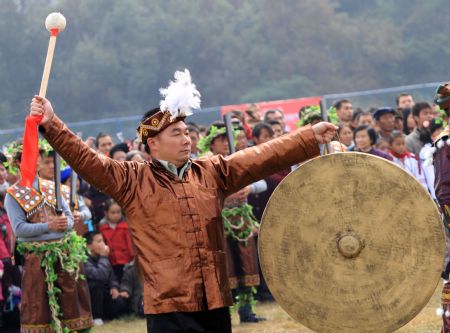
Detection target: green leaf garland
<box><xmin>222</xmin><ymin>203</ymin><xmax>259</xmax><ymax>246</ymax></box>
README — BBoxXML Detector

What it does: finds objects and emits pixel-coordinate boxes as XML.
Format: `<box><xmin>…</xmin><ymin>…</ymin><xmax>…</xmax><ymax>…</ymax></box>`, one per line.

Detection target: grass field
<box><xmin>94</xmin><ymin>284</ymin><xmax>444</xmax><ymax>333</ymax></box>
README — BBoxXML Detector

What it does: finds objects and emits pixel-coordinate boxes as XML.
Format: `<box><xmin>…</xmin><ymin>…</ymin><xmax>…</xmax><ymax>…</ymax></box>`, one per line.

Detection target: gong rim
<box><xmin>258</xmin><ymin>152</ymin><xmax>445</xmax><ymax>333</ymax></box>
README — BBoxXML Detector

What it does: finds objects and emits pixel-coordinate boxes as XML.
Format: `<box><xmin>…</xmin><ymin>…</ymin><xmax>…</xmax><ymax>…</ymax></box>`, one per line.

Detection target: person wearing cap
<box><xmin>29</xmin><ymin>69</ymin><xmax>337</xmax><ymax>333</ymax></box>
<box><xmin>373</xmin><ymin>107</ymin><xmax>396</xmax><ymax>141</ymax></box>
<box><xmin>431</xmin><ymin>82</ymin><xmax>450</xmax><ymax>332</ymax></box>
<box><xmin>405</xmin><ymin>102</ymin><xmax>434</xmax><ymax>156</ymax></box>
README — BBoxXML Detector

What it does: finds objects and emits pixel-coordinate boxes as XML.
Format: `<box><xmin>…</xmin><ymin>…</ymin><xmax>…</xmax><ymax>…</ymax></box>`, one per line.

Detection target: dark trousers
<box><xmin>146</xmin><ymin>307</ymin><xmax>231</xmax><ymax>333</ymax></box>
<box><xmin>113</xmin><ymin>264</ymin><xmax>125</xmax><ymax>282</ymax></box>
<box><xmin>89</xmin><ymin>283</ymin><xmax>125</xmax><ymax>320</ymax></box>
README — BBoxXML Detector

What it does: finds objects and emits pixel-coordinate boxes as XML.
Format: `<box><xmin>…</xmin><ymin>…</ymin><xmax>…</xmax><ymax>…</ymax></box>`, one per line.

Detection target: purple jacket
<box><xmin>355</xmin><ymin>147</ymin><xmax>393</xmax><ymax>161</ymax></box>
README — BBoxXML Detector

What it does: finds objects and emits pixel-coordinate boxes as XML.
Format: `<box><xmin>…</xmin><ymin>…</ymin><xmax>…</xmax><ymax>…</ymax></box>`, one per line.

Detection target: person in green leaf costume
<box><xmin>3</xmin><ymin>140</ymin><xmax>92</xmax><ymax>333</ymax></box>
<box><xmin>198</xmin><ymin>121</ymin><xmax>267</xmax><ymax>323</ymax></box>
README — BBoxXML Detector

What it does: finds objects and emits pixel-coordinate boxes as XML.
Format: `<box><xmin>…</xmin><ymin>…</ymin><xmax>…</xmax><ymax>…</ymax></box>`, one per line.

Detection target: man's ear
<box><xmin>147</xmin><ymin>137</ymin><xmax>157</xmax><ymax>151</ymax></box>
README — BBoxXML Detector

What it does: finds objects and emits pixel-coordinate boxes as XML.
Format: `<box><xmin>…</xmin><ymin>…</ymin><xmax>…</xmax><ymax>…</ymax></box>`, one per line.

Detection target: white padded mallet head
<box><xmin>45</xmin><ymin>12</ymin><xmax>66</xmax><ymax>33</ymax></box>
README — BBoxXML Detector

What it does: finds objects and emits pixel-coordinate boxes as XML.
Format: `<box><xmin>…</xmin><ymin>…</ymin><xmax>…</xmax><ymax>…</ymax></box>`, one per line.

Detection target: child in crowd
<box><xmin>119</xmin><ymin>259</ymin><xmax>144</xmax><ymax>316</ymax></box>
<box><xmin>99</xmin><ymin>199</ymin><xmax>134</xmax><ymax>281</ymax></box>
<box><xmin>375</xmin><ymin>137</ymin><xmax>390</xmax><ymax>154</ymax></box>
<box><xmin>389</xmin><ymin>131</ymin><xmax>427</xmax><ymax>189</ymax></box>
<box><xmin>84</xmin><ymin>231</ymin><xmax>126</xmax><ymax>326</ymax></box>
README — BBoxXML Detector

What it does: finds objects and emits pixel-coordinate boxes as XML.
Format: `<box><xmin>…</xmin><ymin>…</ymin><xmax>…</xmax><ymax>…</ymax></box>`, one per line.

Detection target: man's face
<box><xmin>398</xmin><ymin>95</ymin><xmax>414</xmax><ymax>109</ymax></box>
<box><xmin>336</xmin><ymin>102</ymin><xmax>353</xmax><ymax>122</ymax></box>
<box><xmin>266</xmin><ymin>111</ymin><xmax>285</xmax><ymax>129</ymax></box>
<box><xmin>97</xmin><ymin>136</ymin><xmax>113</xmax><ymax>156</ymax></box>
<box><xmin>148</xmin><ymin>121</ymin><xmax>191</xmax><ymax>167</ymax></box>
<box><xmin>210</xmin><ymin>135</ymin><xmax>229</xmax><ymax>156</ymax></box>
<box><xmin>37</xmin><ymin>154</ymin><xmax>54</xmax><ymax>180</ymax></box>
<box><xmin>377</xmin><ymin>113</ymin><xmax>395</xmax><ymax>133</ymax></box>
<box><xmin>253</xmin><ymin>128</ymin><xmax>273</xmax><ymax>145</ymax></box>
<box><xmin>415</xmin><ymin>107</ymin><xmax>433</xmax><ymax>129</ymax></box>
<box><xmin>189</xmin><ymin>131</ymin><xmax>200</xmax><ymax>154</ymax></box>
<box><xmin>271</xmin><ymin>124</ymin><xmax>284</xmax><ymax>138</ymax></box>
<box><xmin>358</xmin><ymin>114</ymin><xmax>373</xmax><ymax>127</ymax></box>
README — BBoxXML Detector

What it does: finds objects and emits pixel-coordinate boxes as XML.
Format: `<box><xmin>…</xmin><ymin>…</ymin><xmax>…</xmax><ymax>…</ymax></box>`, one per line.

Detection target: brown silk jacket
<box><xmin>41</xmin><ymin>115</ymin><xmax>320</xmax><ymax>314</ymax></box>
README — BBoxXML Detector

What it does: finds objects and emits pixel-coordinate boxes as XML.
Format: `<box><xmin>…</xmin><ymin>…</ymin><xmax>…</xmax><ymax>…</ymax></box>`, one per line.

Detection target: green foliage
<box><xmin>298</xmin><ymin>105</ymin><xmax>322</xmax><ymax>127</ymax></box>
<box><xmin>197</xmin><ymin>125</ymin><xmax>239</xmax><ymax>154</ymax></box>
<box><xmin>327</xmin><ymin>106</ymin><xmax>339</xmax><ymax>125</ymax></box>
<box><xmin>222</xmin><ymin>203</ymin><xmax>259</xmax><ymax>245</ymax></box>
<box><xmin>3</xmin><ymin>138</ymin><xmax>65</xmax><ymax>174</ymax></box>
<box><xmin>230</xmin><ymin>287</ymin><xmax>258</xmax><ymax>313</ymax></box>
<box><xmin>0</xmin><ymin>0</ymin><xmax>448</xmax><ymax>132</ymax></box>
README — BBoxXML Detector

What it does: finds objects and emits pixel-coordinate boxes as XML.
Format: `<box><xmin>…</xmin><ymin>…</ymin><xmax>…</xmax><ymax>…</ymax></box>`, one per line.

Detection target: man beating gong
<box><xmin>29</xmin><ymin>68</ymin><xmax>337</xmax><ymax>333</ymax></box>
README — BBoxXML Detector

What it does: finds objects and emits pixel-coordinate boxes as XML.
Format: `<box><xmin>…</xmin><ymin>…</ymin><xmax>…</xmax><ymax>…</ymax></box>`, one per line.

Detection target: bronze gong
<box><xmin>258</xmin><ymin>152</ymin><xmax>445</xmax><ymax>333</ymax></box>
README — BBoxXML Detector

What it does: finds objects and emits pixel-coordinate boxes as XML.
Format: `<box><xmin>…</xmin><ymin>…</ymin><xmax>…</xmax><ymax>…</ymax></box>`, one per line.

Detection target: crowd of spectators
<box><xmin>0</xmin><ymin>91</ymin><xmax>445</xmax><ymax>330</ymax></box>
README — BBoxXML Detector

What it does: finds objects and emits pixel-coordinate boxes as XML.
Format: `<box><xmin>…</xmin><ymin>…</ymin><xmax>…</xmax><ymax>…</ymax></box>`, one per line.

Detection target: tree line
<box><xmin>0</xmin><ymin>0</ymin><xmax>448</xmax><ymax>129</ymax></box>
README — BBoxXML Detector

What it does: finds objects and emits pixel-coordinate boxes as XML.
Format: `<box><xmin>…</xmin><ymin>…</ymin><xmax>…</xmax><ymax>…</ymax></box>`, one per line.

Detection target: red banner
<box><xmin>221</xmin><ymin>96</ymin><xmax>322</xmax><ymax>131</ymax></box>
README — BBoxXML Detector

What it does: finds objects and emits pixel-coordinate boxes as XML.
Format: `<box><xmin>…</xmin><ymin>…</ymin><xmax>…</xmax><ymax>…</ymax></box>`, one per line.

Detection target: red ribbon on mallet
<box><xmin>19</xmin><ymin>114</ymin><xmax>43</xmax><ymax>187</ymax></box>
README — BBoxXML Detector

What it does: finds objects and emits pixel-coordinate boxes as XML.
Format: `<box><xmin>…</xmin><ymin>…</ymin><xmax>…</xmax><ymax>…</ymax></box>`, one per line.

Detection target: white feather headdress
<box><xmin>159</xmin><ymin>69</ymin><xmax>201</xmax><ymax>120</ymax></box>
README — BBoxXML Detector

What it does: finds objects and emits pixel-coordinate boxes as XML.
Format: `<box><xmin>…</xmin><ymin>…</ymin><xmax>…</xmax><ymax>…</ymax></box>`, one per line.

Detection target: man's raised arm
<box><xmin>30</xmin><ymin>96</ymin><xmax>131</xmax><ymax>203</ymax></box>
<box><xmin>208</xmin><ymin>123</ymin><xmax>336</xmax><ymax>197</ymax></box>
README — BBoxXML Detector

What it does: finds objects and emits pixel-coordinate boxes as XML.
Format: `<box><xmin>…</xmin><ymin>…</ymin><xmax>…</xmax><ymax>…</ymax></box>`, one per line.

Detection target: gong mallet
<box><xmin>319</xmin><ymin>99</ymin><xmax>333</xmax><ymax>155</ymax></box>
<box><xmin>40</xmin><ymin>12</ymin><xmax>66</xmax><ymax>97</ymax></box>
<box><xmin>41</xmin><ymin>12</ymin><xmax>66</xmax><ymax>214</ymax></box>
